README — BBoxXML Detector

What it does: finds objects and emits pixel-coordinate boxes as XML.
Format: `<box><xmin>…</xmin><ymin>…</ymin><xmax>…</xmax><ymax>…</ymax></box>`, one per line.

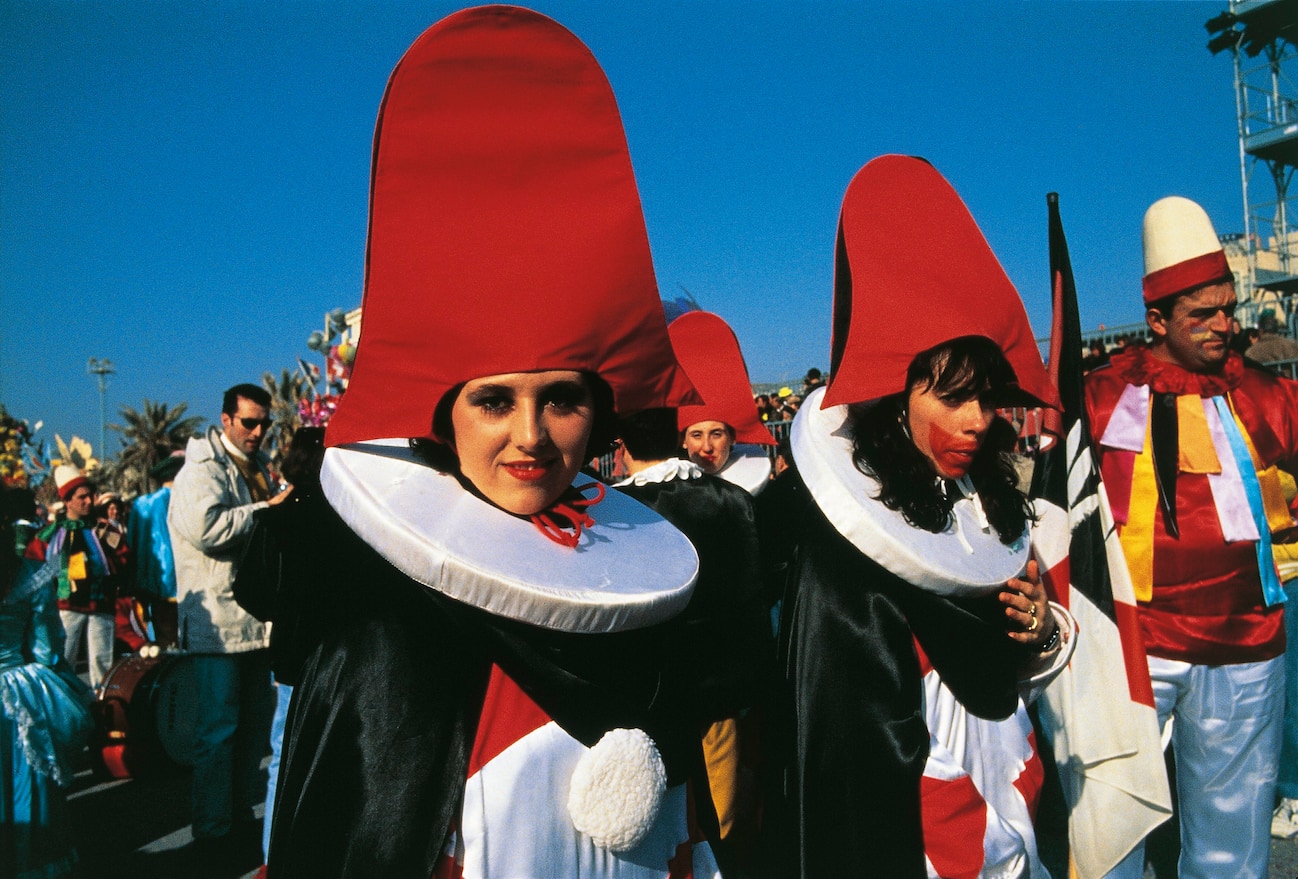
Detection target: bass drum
<box><xmin>92</xmin><ymin>652</ymin><xmax>200</xmax><ymax>779</ymax></box>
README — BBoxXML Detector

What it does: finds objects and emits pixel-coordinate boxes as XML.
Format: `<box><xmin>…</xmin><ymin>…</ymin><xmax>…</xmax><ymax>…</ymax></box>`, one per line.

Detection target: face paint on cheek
<box><xmin>927</xmin><ymin>421</ymin><xmax>980</xmax><ymax>478</ymax></box>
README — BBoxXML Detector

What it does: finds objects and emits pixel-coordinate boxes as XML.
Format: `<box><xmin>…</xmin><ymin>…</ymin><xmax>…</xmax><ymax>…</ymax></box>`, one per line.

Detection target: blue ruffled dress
<box><xmin>1</xmin><ymin>559</ymin><xmax>95</xmax><ymax>879</ymax></box>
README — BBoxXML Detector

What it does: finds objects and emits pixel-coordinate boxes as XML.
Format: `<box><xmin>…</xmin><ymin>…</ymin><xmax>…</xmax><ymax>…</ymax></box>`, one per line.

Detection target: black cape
<box><xmin>756</xmin><ymin>468</ymin><xmax>1029</xmax><ymax>879</ymax></box>
<box><xmin>615</xmin><ymin>472</ymin><xmax>772</xmax><ymax>720</ymax></box>
<box><xmin>236</xmin><ymin>491</ymin><xmax>761</xmax><ymax>879</ymax></box>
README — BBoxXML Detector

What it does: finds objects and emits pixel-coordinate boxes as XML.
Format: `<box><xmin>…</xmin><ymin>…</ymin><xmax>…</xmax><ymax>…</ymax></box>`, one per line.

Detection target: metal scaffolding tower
<box><xmin>1208</xmin><ymin>0</ymin><xmax>1298</xmax><ymax>328</ymax></box>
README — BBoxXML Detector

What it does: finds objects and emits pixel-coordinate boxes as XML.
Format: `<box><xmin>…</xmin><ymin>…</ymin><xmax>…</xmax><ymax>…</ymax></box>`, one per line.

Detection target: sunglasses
<box><xmin>239</xmin><ymin>417</ymin><xmax>273</xmax><ymax>430</ymax></box>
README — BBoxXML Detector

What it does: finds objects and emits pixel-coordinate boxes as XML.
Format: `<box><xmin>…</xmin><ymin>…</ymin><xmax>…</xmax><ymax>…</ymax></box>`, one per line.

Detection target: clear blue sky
<box><xmin>2</xmin><ymin>1</ymin><xmax>1241</xmax><ymax>455</ymax></box>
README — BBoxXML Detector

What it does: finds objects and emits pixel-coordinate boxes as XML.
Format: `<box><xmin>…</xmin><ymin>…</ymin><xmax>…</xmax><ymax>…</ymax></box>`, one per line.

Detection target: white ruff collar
<box><xmin>321</xmin><ymin>440</ymin><xmax>699</xmax><ymax>633</ymax></box>
<box><xmin>792</xmin><ymin>386</ymin><xmax>1029</xmax><ymax>596</ymax></box>
<box><xmin>713</xmin><ymin>443</ymin><xmax>773</xmax><ymax>496</ymax></box>
<box><xmin>614</xmin><ymin>458</ymin><xmax>702</xmax><ymax>487</ymax></box>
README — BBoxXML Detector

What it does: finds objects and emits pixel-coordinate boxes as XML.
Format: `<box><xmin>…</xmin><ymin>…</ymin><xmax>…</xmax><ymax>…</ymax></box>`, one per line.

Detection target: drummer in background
<box><xmin>261</xmin><ymin>8</ymin><xmax>763</xmax><ymax>877</ymax></box>
<box><xmin>758</xmin><ymin>155</ymin><xmax>1076</xmax><ymax>878</ymax></box>
<box><xmin>671</xmin><ymin>311</ymin><xmax>777</xmax><ymax>495</ymax></box>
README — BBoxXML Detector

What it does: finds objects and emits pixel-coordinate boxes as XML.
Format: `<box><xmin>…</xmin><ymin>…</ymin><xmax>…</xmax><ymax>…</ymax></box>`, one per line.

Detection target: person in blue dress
<box><xmin>1</xmin><ymin>486</ymin><xmax>96</xmax><ymax>879</ymax></box>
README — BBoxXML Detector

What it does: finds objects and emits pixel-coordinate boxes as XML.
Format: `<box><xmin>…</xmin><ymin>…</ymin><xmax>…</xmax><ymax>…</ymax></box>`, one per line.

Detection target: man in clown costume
<box><xmin>1086</xmin><ymin>196</ymin><xmax>1298</xmax><ymax>879</ymax></box>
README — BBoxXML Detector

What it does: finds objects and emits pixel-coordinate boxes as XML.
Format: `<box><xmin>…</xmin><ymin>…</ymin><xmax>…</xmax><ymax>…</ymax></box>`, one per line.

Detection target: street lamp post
<box><xmin>87</xmin><ymin>358</ymin><xmax>115</xmax><ymax>459</ymax></box>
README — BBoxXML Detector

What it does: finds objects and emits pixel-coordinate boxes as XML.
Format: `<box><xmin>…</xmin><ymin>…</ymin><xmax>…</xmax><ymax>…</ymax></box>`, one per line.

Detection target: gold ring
<box><xmin>1027</xmin><ymin>616</ymin><xmax>1039</xmax><ymax>633</ymax></box>
<box><xmin>1029</xmin><ymin>604</ymin><xmax>1037</xmax><ymax>617</ymax></box>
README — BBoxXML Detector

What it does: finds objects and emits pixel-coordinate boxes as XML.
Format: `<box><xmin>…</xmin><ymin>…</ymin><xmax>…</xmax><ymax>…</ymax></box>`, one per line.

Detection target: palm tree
<box><xmin>110</xmin><ymin>401</ymin><xmax>205</xmax><ymax>496</ymax></box>
<box><xmin>262</xmin><ymin>368</ymin><xmax>307</xmax><ymax>475</ymax></box>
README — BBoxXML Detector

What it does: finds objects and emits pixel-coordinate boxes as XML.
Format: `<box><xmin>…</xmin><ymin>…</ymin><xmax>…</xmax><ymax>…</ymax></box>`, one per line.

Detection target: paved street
<box><xmin>63</xmin><ymin>744</ymin><xmax>1298</xmax><ymax>879</ymax></box>
<box><xmin>66</xmin><ymin>753</ymin><xmax>265</xmax><ymax>879</ymax></box>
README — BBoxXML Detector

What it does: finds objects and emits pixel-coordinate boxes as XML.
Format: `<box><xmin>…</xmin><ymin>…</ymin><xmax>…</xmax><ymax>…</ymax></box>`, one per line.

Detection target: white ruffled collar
<box><xmin>614</xmin><ymin>458</ymin><xmax>702</xmax><ymax>487</ymax></box>
<box><xmin>791</xmin><ymin>386</ymin><xmax>1029</xmax><ymax>596</ymax></box>
<box><xmin>321</xmin><ymin>439</ymin><xmax>699</xmax><ymax>633</ymax></box>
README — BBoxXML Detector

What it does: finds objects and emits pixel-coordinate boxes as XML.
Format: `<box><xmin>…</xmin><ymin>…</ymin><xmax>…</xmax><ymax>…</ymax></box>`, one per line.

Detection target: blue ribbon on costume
<box><xmin>1212</xmin><ymin>396</ymin><xmax>1286</xmax><ymax>607</ymax></box>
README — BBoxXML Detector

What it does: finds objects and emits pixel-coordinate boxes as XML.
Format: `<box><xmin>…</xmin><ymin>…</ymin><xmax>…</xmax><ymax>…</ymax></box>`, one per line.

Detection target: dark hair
<box><xmin>1146</xmin><ymin>293</ymin><xmax>1180</xmax><ymax>320</ymax></box>
<box><xmin>618</xmin><ymin>408</ymin><xmax>682</xmax><ymax>461</ymax></box>
<box><xmin>410</xmin><ymin>372</ymin><xmax>618</xmax><ymax>474</ymax></box>
<box><xmin>281</xmin><ymin>426</ymin><xmax>327</xmax><ymax>490</ymax></box>
<box><xmin>1147</xmin><ymin>275</ymin><xmax>1236</xmax><ymax>321</ymax></box>
<box><xmin>223</xmin><ymin>383</ymin><xmax>271</xmax><ymax>415</ymax></box>
<box><xmin>847</xmin><ymin>336</ymin><xmax>1032</xmax><ymax>545</ymax></box>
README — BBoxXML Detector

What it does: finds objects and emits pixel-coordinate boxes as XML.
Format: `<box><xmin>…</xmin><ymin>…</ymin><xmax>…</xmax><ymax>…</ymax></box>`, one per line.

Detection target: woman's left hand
<box><xmin>1000</xmin><ymin>560</ymin><xmax>1056</xmax><ymax>648</ymax></box>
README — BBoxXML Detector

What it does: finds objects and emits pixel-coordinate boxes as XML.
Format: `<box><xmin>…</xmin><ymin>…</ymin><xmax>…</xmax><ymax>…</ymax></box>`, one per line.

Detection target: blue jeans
<box><xmin>190</xmin><ymin>651</ymin><xmax>275</xmax><ymax>839</ymax></box>
<box><xmin>262</xmin><ymin>681</ymin><xmax>292</xmax><ymax>859</ymax></box>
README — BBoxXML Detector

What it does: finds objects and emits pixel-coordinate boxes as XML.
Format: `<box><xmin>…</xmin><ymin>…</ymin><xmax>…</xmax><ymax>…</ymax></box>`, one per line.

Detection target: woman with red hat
<box><xmin>251</xmin><ymin>8</ymin><xmax>756</xmax><ymax>879</ymax></box>
<box><xmin>758</xmin><ymin>156</ymin><xmax>1076</xmax><ymax>878</ymax></box>
<box><xmin>669</xmin><ymin>311</ymin><xmax>776</xmax><ymax>496</ymax></box>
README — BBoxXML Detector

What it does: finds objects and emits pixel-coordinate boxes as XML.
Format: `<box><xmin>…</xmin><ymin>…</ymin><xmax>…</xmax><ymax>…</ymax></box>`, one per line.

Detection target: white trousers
<box><xmin>1107</xmin><ymin>654</ymin><xmax>1284</xmax><ymax>879</ymax></box>
<box><xmin>59</xmin><ymin>610</ymin><xmax>115</xmax><ymax>689</ymax></box>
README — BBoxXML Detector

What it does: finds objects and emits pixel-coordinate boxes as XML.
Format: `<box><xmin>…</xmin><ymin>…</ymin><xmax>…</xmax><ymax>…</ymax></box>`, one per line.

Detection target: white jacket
<box><xmin>167</xmin><ymin>428</ymin><xmax>273</xmax><ymax>654</ymax></box>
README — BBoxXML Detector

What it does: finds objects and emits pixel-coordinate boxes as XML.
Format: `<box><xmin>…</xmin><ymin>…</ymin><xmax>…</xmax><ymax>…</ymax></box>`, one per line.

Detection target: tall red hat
<box><xmin>821</xmin><ymin>155</ymin><xmax>1059</xmax><ymax>411</ymax></box>
<box><xmin>326</xmin><ymin>6</ymin><xmax>697</xmax><ymax>447</ymax></box>
<box><xmin>669</xmin><ymin>311</ymin><xmax>774</xmax><ymax>446</ymax></box>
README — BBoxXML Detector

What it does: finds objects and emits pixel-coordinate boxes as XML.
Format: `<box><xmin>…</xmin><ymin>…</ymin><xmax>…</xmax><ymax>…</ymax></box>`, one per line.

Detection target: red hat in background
<box><xmin>669</xmin><ymin>311</ymin><xmax>774</xmax><ymax>446</ymax></box>
<box><xmin>54</xmin><ymin>464</ymin><xmax>89</xmax><ymax>500</ymax></box>
<box><xmin>326</xmin><ymin>5</ymin><xmax>697</xmax><ymax>448</ymax></box>
<box><xmin>1141</xmin><ymin>196</ymin><xmax>1233</xmax><ymax>304</ymax></box>
<box><xmin>822</xmin><ymin>155</ymin><xmax>1059</xmax><ymax>411</ymax></box>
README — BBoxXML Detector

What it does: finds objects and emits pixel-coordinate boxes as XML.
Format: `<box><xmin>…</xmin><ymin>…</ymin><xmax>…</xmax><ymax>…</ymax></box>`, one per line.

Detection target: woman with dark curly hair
<box><xmin>759</xmin><ymin>156</ymin><xmax>1077</xmax><ymax>879</ymax></box>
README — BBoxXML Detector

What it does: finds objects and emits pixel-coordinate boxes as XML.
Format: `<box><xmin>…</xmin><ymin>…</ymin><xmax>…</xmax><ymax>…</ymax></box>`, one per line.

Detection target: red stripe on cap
<box><xmin>1142</xmin><ymin>251</ymin><xmax>1232</xmax><ymax>303</ymax></box>
<box><xmin>57</xmin><ymin>475</ymin><xmax>90</xmax><ymax>500</ymax></box>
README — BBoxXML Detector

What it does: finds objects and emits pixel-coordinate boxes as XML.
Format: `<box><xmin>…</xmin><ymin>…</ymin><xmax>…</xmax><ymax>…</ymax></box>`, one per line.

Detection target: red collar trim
<box><xmin>529</xmin><ymin>481</ymin><xmax>606</xmax><ymax>548</ymax></box>
<box><xmin>1109</xmin><ymin>345</ymin><xmax>1244</xmax><ymax>396</ymax></box>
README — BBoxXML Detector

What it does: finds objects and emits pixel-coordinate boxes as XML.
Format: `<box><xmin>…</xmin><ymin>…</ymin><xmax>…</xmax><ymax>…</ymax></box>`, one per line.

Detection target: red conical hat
<box><xmin>326</xmin><ymin>5</ymin><xmax>697</xmax><ymax>447</ymax></box>
<box><xmin>669</xmin><ymin>311</ymin><xmax>774</xmax><ymax>446</ymax></box>
<box><xmin>821</xmin><ymin>155</ymin><xmax>1059</xmax><ymax>411</ymax></box>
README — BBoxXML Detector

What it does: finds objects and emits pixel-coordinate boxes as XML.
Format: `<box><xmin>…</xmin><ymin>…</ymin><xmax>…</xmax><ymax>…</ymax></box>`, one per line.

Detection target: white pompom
<box><xmin>567</xmin><ymin>727</ymin><xmax>666</xmax><ymax>852</ymax></box>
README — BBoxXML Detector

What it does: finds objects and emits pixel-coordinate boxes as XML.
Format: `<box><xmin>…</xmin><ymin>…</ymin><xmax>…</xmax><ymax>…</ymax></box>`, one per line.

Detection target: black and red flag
<box><xmin>1028</xmin><ymin>193</ymin><xmax>1171</xmax><ymax>878</ymax></box>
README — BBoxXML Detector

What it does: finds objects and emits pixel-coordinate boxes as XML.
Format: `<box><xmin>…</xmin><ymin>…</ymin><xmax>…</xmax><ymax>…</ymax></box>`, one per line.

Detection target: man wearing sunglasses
<box><xmin>168</xmin><ymin>382</ymin><xmax>289</xmax><ymax>865</ymax></box>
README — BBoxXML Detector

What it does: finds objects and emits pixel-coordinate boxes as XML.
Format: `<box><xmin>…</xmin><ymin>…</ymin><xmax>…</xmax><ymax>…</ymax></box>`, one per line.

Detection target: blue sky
<box><xmin>2</xmin><ymin>1</ymin><xmax>1240</xmax><ymax>455</ymax></box>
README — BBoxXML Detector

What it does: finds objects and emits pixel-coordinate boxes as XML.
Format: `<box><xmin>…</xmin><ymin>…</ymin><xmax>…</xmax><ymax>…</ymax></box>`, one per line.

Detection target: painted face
<box><xmin>64</xmin><ymin>486</ymin><xmax>94</xmax><ymax>520</ymax></box>
<box><xmin>906</xmin><ymin>383</ymin><xmax>995</xmax><ymax>480</ymax></box>
<box><xmin>682</xmin><ymin>420</ymin><xmax>734</xmax><ymax>475</ymax></box>
<box><xmin>221</xmin><ymin>397</ymin><xmax>271</xmax><ymax>455</ymax></box>
<box><xmin>104</xmin><ymin>501</ymin><xmax>121</xmax><ymax>521</ymax></box>
<box><xmin>449</xmin><ymin>370</ymin><xmax>594</xmax><ymax>516</ymax></box>
<box><xmin>1148</xmin><ymin>281</ymin><xmax>1236</xmax><ymax>373</ymax></box>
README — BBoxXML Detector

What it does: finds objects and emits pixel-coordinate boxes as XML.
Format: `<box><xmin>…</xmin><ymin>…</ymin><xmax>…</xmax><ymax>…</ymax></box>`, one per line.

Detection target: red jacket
<box><xmin>1085</xmin><ymin>346</ymin><xmax>1298</xmax><ymax>664</ymax></box>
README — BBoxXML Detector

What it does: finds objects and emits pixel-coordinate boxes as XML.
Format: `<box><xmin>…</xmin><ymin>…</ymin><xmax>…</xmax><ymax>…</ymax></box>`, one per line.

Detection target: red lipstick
<box><xmin>504</xmin><ymin>461</ymin><xmax>553</xmax><ymax>482</ymax></box>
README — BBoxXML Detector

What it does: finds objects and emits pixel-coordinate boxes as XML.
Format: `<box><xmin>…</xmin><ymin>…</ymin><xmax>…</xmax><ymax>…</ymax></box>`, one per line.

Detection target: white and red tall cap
<box><xmin>325</xmin><ymin>5</ymin><xmax>698</xmax><ymax>448</ymax></box>
<box><xmin>821</xmin><ymin>155</ymin><xmax>1058</xmax><ymax>411</ymax></box>
<box><xmin>1141</xmin><ymin>196</ymin><xmax>1233</xmax><ymax>304</ymax></box>
<box><xmin>54</xmin><ymin>464</ymin><xmax>89</xmax><ymax>500</ymax></box>
<box><xmin>669</xmin><ymin>311</ymin><xmax>774</xmax><ymax>446</ymax></box>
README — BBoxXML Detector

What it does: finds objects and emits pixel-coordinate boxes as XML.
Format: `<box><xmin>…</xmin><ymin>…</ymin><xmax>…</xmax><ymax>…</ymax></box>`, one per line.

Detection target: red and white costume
<box><xmin>269</xmin><ymin>8</ymin><xmax>740</xmax><ymax>879</ymax></box>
